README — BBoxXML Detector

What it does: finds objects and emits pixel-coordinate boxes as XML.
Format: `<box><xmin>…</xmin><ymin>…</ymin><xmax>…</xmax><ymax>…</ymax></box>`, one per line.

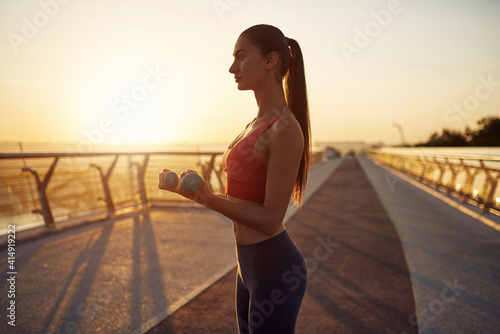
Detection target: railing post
<box><xmin>135</xmin><ymin>154</ymin><xmax>150</xmax><ymax>206</ymax></box>
<box><xmin>406</xmin><ymin>157</ymin><xmax>417</xmax><ymax>177</ymax></box>
<box><xmin>22</xmin><ymin>157</ymin><xmax>59</xmax><ymax>228</ymax></box>
<box><xmin>398</xmin><ymin>155</ymin><xmax>406</xmax><ymax>171</ymax></box>
<box><xmin>433</xmin><ymin>157</ymin><xmax>446</xmax><ymax>189</ymax></box>
<box><xmin>90</xmin><ymin>155</ymin><xmax>119</xmax><ymax>216</ymax></box>
<box><xmin>482</xmin><ymin>177</ymin><xmax>499</xmax><ymax>213</ymax></box>
<box><xmin>479</xmin><ymin>160</ymin><xmax>500</xmax><ymax>213</ymax></box>
<box><xmin>425</xmin><ymin>164</ymin><xmax>436</xmax><ymax>183</ymax></box>
<box><xmin>479</xmin><ymin>161</ymin><xmax>490</xmax><ymax>204</ymax></box>
<box><xmin>460</xmin><ymin>159</ymin><xmax>480</xmax><ymax>203</ymax></box>
<box><xmin>200</xmin><ymin>154</ymin><xmax>218</xmax><ymax>192</ymax></box>
<box><xmin>214</xmin><ymin>165</ymin><xmax>226</xmax><ymax>194</ymax></box>
<box><xmin>446</xmin><ymin>159</ymin><xmax>460</xmax><ymax>195</ymax></box>
<box><xmin>418</xmin><ymin>157</ymin><xmax>427</xmax><ymax>181</ymax></box>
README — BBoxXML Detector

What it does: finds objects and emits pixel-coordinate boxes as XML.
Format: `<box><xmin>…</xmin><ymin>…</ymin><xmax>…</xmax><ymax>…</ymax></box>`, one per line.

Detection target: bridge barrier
<box><xmin>369</xmin><ymin>148</ymin><xmax>500</xmax><ymax>214</ymax></box>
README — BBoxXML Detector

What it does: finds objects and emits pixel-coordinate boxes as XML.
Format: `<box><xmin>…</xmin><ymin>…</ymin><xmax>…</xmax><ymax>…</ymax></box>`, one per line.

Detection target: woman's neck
<box><xmin>253</xmin><ymin>79</ymin><xmax>289</xmax><ymax>119</ymax></box>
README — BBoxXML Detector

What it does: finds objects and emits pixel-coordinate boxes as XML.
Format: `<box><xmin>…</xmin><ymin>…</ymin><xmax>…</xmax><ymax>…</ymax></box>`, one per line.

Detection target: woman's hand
<box><xmin>178</xmin><ymin>169</ymin><xmax>215</xmax><ymax>206</ymax></box>
<box><xmin>158</xmin><ymin>169</ymin><xmax>215</xmax><ymax>207</ymax></box>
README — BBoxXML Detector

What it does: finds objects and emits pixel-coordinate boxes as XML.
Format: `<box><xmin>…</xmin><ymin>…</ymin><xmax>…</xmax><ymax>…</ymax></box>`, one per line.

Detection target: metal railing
<box><xmin>369</xmin><ymin>148</ymin><xmax>500</xmax><ymax>214</ymax></box>
<box><xmin>0</xmin><ymin>151</ymin><xmax>227</xmax><ymax>234</ymax></box>
<box><xmin>0</xmin><ymin>150</ymin><xmax>327</xmax><ymax>235</ymax></box>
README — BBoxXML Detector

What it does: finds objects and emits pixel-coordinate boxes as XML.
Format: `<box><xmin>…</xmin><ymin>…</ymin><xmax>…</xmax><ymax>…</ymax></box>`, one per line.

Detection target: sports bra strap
<box><xmin>247</xmin><ymin>115</ymin><xmax>284</xmax><ymax>141</ymax></box>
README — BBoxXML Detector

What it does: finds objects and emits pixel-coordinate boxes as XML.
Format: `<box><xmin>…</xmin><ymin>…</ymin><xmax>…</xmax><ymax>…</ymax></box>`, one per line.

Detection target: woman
<box><xmin>159</xmin><ymin>24</ymin><xmax>310</xmax><ymax>333</ymax></box>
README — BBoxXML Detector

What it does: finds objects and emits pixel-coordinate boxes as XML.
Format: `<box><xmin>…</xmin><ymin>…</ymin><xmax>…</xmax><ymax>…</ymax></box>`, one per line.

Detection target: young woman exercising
<box><xmin>159</xmin><ymin>24</ymin><xmax>311</xmax><ymax>333</ymax></box>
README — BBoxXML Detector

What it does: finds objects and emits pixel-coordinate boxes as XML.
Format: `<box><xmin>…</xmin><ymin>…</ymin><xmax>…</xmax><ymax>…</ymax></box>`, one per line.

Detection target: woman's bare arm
<box><xmin>160</xmin><ymin>117</ymin><xmax>304</xmax><ymax>235</ymax></box>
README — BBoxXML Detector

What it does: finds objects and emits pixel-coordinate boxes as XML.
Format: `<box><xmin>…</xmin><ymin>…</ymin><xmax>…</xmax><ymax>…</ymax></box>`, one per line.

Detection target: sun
<box><xmin>70</xmin><ymin>56</ymin><xmax>189</xmax><ymax>144</ymax></box>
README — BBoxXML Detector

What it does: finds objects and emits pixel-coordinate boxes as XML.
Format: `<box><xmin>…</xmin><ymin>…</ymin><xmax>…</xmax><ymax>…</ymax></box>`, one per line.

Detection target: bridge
<box><xmin>0</xmin><ymin>151</ymin><xmax>499</xmax><ymax>333</ymax></box>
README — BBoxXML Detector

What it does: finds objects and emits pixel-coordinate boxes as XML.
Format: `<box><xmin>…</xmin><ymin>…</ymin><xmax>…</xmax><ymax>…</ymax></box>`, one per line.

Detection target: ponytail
<box><xmin>240</xmin><ymin>25</ymin><xmax>311</xmax><ymax>207</ymax></box>
<box><xmin>284</xmin><ymin>38</ymin><xmax>310</xmax><ymax>207</ymax></box>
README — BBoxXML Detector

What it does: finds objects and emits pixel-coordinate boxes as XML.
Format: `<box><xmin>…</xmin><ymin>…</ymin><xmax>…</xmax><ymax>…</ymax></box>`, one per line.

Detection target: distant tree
<box><xmin>416</xmin><ymin>129</ymin><xmax>467</xmax><ymax>147</ymax></box>
<box><xmin>415</xmin><ymin>116</ymin><xmax>499</xmax><ymax>147</ymax></box>
<box><xmin>469</xmin><ymin>117</ymin><xmax>500</xmax><ymax>146</ymax></box>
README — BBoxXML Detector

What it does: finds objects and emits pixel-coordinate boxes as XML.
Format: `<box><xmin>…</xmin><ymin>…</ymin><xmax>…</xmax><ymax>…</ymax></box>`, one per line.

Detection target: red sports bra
<box><xmin>222</xmin><ymin>115</ymin><xmax>286</xmax><ymax>203</ymax></box>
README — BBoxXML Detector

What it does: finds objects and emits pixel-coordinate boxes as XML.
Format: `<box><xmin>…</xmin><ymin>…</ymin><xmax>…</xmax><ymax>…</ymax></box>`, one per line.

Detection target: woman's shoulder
<box><xmin>271</xmin><ymin>114</ymin><xmax>302</xmax><ymax>135</ymax></box>
<box><xmin>268</xmin><ymin>115</ymin><xmax>304</xmax><ymax>158</ymax></box>
<box><xmin>270</xmin><ymin>114</ymin><xmax>303</xmax><ymax>147</ymax></box>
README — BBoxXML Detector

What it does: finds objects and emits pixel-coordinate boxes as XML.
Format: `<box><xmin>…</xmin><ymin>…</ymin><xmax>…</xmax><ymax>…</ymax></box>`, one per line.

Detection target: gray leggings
<box><xmin>236</xmin><ymin>230</ymin><xmax>307</xmax><ymax>334</ymax></box>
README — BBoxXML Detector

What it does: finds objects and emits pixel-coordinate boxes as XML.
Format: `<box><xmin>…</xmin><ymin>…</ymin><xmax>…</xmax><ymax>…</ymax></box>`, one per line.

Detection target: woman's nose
<box><xmin>229</xmin><ymin>61</ymin><xmax>237</xmax><ymax>74</ymax></box>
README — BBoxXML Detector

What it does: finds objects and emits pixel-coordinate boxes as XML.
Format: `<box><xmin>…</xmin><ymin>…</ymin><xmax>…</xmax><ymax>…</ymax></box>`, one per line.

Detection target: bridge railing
<box><xmin>369</xmin><ymin>148</ymin><xmax>500</xmax><ymax>214</ymax></box>
<box><xmin>0</xmin><ymin>151</ymin><xmax>227</xmax><ymax>235</ymax></box>
<box><xmin>0</xmin><ymin>150</ymin><xmax>326</xmax><ymax>235</ymax></box>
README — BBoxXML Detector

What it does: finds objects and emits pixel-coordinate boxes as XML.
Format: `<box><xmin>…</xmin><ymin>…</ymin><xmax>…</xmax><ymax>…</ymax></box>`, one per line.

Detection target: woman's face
<box><xmin>229</xmin><ymin>36</ymin><xmax>269</xmax><ymax>91</ymax></box>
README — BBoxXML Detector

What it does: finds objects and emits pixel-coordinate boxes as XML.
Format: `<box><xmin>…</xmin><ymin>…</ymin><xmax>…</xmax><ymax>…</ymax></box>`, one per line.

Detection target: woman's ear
<box><xmin>265</xmin><ymin>51</ymin><xmax>279</xmax><ymax>70</ymax></box>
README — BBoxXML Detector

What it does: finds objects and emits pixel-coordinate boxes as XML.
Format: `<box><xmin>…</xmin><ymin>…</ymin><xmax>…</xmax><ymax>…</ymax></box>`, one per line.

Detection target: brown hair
<box><xmin>240</xmin><ymin>24</ymin><xmax>311</xmax><ymax>206</ymax></box>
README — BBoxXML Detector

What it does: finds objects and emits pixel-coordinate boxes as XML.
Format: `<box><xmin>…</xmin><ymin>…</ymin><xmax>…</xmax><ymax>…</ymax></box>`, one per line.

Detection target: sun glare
<box><xmin>70</xmin><ymin>56</ymin><xmax>187</xmax><ymax>144</ymax></box>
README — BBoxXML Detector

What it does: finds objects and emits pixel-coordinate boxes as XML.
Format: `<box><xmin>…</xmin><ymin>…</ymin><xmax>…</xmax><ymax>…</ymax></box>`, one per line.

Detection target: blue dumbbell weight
<box><xmin>180</xmin><ymin>173</ymin><xmax>203</xmax><ymax>193</ymax></box>
<box><xmin>163</xmin><ymin>171</ymin><xmax>179</xmax><ymax>188</ymax></box>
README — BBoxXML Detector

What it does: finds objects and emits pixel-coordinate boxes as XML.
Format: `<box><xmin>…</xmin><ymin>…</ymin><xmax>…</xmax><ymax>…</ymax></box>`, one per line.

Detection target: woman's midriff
<box><xmin>226</xmin><ymin>193</ymin><xmax>286</xmax><ymax>245</ymax></box>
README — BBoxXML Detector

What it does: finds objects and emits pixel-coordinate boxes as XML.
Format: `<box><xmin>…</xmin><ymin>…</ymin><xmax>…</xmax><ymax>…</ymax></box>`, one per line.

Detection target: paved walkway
<box><xmin>148</xmin><ymin>158</ymin><xmax>418</xmax><ymax>333</ymax></box>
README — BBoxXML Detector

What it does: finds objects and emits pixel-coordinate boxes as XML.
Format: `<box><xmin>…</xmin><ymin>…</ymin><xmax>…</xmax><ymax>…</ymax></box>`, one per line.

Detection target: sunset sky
<box><xmin>1</xmin><ymin>0</ymin><xmax>499</xmax><ymax>147</ymax></box>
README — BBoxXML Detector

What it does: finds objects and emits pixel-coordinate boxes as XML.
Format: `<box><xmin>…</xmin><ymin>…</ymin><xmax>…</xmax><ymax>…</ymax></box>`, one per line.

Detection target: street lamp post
<box><xmin>393</xmin><ymin>123</ymin><xmax>406</xmax><ymax>146</ymax></box>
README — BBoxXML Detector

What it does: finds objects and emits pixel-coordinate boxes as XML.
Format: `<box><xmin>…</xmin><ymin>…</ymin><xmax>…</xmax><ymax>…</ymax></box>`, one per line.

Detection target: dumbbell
<box><xmin>180</xmin><ymin>173</ymin><xmax>203</xmax><ymax>193</ymax></box>
<box><xmin>163</xmin><ymin>171</ymin><xmax>179</xmax><ymax>188</ymax></box>
<box><xmin>163</xmin><ymin>171</ymin><xmax>203</xmax><ymax>192</ymax></box>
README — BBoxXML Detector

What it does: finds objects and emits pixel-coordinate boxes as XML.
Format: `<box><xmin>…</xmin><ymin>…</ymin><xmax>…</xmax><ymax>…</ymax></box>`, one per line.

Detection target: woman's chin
<box><xmin>237</xmin><ymin>83</ymin><xmax>251</xmax><ymax>91</ymax></box>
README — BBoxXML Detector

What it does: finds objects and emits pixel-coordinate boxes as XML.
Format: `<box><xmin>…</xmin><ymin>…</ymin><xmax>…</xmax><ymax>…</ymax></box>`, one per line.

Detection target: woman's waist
<box><xmin>234</xmin><ymin>222</ymin><xmax>285</xmax><ymax>244</ymax></box>
<box><xmin>236</xmin><ymin>228</ymin><xmax>298</xmax><ymax>265</ymax></box>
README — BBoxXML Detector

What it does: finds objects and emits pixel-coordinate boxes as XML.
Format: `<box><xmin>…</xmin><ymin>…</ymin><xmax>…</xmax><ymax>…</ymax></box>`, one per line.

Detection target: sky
<box><xmin>0</xmin><ymin>0</ymin><xmax>499</xmax><ymax>147</ymax></box>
